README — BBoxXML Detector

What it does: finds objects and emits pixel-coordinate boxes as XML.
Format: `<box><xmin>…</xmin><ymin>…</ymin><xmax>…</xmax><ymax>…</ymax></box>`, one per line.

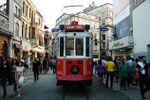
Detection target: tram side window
<box><xmin>76</xmin><ymin>38</ymin><xmax>83</xmax><ymax>56</ymax></box>
<box><xmin>86</xmin><ymin>37</ymin><xmax>89</xmax><ymax>56</ymax></box>
<box><xmin>60</xmin><ymin>37</ymin><xmax>64</xmax><ymax>56</ymax></box>
<box><xmin>66</xmin><ymin>38</ymin><xmax>74</xmax><ymax>56</ymax></box>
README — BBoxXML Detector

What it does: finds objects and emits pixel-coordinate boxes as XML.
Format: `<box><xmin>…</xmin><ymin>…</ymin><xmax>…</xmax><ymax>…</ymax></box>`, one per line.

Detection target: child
<box><xmin>16</xmin><ymin>61</ymin><xmax>25</xmax><ymax>97</ymax></box>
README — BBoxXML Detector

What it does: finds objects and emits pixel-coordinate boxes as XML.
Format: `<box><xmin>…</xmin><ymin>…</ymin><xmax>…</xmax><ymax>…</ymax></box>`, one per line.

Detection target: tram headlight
<box><xmin>71</xmin><ymin>66</ymin><xmax>79</xmax><ymax>74</ymax></box>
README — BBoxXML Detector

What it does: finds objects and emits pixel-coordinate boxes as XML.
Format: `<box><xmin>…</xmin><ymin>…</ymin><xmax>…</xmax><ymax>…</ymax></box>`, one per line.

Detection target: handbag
<box><xmin>18</xmin><ymin>76</ymin><xmax>25</xmax><ymax>86</ymax></box>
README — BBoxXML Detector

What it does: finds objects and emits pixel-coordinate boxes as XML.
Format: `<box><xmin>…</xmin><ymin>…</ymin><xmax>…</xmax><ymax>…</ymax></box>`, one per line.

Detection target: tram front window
<box><xmin>76</xmin><ymin>38</ymin><xmax>83</xmax><ymax>56</ymax></box>
<box><xmin>66</xmin><ymin>38</ymin><xmax>74</xmax><ymax>56</ymax></box>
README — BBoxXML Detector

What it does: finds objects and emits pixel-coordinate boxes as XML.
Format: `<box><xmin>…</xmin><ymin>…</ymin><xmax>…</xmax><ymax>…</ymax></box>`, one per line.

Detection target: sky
<box><xmin>32</xmin><ymin>0</ymin><xmax>113</xmax><ymax>31</ymax></box>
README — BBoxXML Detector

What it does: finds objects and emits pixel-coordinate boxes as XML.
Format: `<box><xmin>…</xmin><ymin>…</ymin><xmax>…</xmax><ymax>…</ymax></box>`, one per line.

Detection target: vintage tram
<box><xmin>56</xmin><ymin>21</ymin><xmax>93</xmax><ymax>86</ymax></box>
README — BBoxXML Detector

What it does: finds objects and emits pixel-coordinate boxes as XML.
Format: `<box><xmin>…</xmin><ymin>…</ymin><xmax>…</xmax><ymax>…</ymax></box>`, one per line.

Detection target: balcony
<box><xmin>0</xmin><ymin>12</ymin><xmax>12</xmax><ymax>36</ymax></box>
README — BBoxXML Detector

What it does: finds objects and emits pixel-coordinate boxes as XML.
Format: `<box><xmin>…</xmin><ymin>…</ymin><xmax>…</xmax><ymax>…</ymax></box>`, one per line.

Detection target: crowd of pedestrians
<box><xmin>93</xmin><ymin>56</ymin><xmax>150</xmax><ymax>100</ymax></box>
<box><xmin>0</xmin><ymin>56</ymin><xmax>56</xmax><ymax>98</ymax></box>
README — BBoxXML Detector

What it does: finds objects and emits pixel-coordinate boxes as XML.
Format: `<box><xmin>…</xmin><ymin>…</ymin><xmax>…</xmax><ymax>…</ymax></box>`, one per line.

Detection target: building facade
<box><xmin>31</xmin><ymin>10</ymin><xmax>45</xmax><ymax>59</ymax></box>
<box><xmin>55</xmin><ymin>2</ymin><xmax>113</xmax><ymax>58</ymax></box>
<box><xmin>84</xmin><ymin>2</ymin><xmax>113</xmax><ymax>58</ymax></box>
<box><xmin>12</xmin><ymin>0</ymin><xmax>23</xmax><ymax>59</ymax></box>
<box><xmin>110</xmin><ymin>0</ymin><xmax>134</xmax><ymax>58</ymax></box>
<box><xmin>0</xmin><ymin>0</ymin><xmax>13</xmax><ymax>58</ymax></box>
<box><xmin>21</xmin><ymin>0</ymin><xmax>36</xmax><ymax>62</ymax></box>
<box><xmin>130</xmin><ymin>0</ymin><xmax>150</xmax><ymax>61</ymax></box>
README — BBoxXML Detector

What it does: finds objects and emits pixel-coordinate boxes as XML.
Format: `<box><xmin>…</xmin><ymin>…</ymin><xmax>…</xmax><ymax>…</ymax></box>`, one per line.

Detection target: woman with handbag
<box><xmin>16</xmin><ymin>61</ymin><xmax>25</xmax><ymax>97</ymax></box>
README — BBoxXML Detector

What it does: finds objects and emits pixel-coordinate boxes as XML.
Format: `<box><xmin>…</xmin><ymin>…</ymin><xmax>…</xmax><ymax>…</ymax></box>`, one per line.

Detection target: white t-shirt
<box><xmin>138</xmin><ymin>62</ymin><xmax>145</xmax><ymax>75</ymax></box>
<box><xmin>16</xmin><ymin>66</ymin><xmax>25</xmax><ymax>76</ymax></box>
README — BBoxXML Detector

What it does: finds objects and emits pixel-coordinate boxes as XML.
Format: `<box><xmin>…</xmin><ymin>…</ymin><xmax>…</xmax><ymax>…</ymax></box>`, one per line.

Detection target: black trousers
<box><xmin>52</xmin><ymin>65</ymin><xmax>56</xmax><ymax>74</ymax></box>
<box><xmin>105</xmin><ymin>72</ymin><xmax>114</xmax><ymax>88</ymax></box>
<box><xmin>120</xmin><ymin>77</ymin><xmax>127</xmax><ymax>89</ymax></box>
<box><xmin>1</xmin><ymin>77</ymin><xmax>7</xmax><ymax>97</ymax></box>
<box><xmin>139</xmin><ymin>75</ymin><xmax>149</xmax><ymax>99</ymax></box>
<box><xmin>34</xmin><ymin>71</ymin><xmax>39</xmax><ymax>81</ymax></box>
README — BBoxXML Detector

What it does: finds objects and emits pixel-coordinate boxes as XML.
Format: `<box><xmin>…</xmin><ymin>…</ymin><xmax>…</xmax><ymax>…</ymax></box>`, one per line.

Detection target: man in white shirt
<box><xmin>137</xmin><ymin>56</ymin><xmax>149</xmax><ymax>100</ymax></box>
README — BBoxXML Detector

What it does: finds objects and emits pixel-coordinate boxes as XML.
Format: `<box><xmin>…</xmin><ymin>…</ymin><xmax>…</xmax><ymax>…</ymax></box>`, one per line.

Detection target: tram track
<box><xmin>61</xmin><ymin>85</ymin><xmax>90</xmax><ymax>100</ymax></box>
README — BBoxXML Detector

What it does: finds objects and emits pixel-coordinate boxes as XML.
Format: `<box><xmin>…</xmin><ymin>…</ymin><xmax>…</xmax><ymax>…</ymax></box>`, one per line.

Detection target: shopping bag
<box><xmin>18</xmin><ymin>76</ymin><xmax>25</xmax><ymax>86</ymax></box>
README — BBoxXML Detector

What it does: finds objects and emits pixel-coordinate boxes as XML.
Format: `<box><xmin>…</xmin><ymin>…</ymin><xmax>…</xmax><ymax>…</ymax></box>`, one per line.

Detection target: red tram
<box><xmin>56</xmin><ymin>21</ymin><xmax>93</xmax><ymax>86</ymax></box>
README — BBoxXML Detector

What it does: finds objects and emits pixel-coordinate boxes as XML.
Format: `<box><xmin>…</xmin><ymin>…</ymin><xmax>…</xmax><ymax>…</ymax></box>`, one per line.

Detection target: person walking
<box><xmin>137</xmin><ymin>56</ymin><xmax>149</xmax><ymax>100</ymax></box>
<box><xmin>114</xmin><ymin>57</ymin><xmax>119</xmax><ymax>83</ymax></box>
<box><xmin>51</xmin><ymin>57</ymin><xmax>56</xmax><ymax>74</ymax></box>
<box><xmin>6</xmin><ymin>57</ymin><xmax>12</xmax><ymax>85</ymax></box>
<box><xmin>38</xmin><ymin>58</ymin><xmax>43</xmax><ymax>74</ymax></box>
<box><xmin>16</xmin><ymin>61</ymin><xmax>25</xmax><ymax>97</ymax></box>
<box><xmin>127</xmin><ymin>57</ymin><xmax>135</xmax><ymax>87</ymax></box>
<box><xmin>32</xmin><ymin>58</ymin><xmax>39</xmax><ymax>82</ymax></box>
<box><xmin>97</xmin><ymin>59</ymin><xmax>105</xmax><ymax>85</ymax></box>
<box><xmin>42</xmin><ymin>58</ymin><xmax>48</xmax><ymax>74</ymax></box>
<box><xmin>105</xmin><ymin>56</ymin><xmax>115</xmax><ymax>88</ymax></box>
<box><xmin>11</xmin><ymin>58</ymin><xmax>18</xmax><ymax>95</ymax></box>
<box><xmin>119</xmin><ymin>58</ymin><xmax>128</xmax><ymax>90</ymax></box>
<box><xmin>1</xmin><ymin>59</ymin><xmax>9</xmax><ymax>98</ymax></box>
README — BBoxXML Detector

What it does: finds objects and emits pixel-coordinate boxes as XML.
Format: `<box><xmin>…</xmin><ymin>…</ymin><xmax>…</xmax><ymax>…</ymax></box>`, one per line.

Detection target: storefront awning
<box><xmin>14</xmin><ymin>43</ymin><xmax>23</xmax><ymax>49</ymax></box>
<box><xmin>32</xmin><ymin>46</ymin><xmax>45</xmax><ymax>53</ymax></box>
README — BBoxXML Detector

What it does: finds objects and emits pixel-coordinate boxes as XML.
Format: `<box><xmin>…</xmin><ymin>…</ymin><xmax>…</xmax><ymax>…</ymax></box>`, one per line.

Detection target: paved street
<box><xmin>0</xmin><ymin>69</ymin><xmax>150</xmax><ymax>100</ymax></box>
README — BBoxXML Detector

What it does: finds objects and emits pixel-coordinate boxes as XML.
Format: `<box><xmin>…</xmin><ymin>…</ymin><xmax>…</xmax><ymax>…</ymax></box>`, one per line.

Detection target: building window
<box><xmin>0</xmin><ymin>0</ymin><xmax>8</xmax><ymax>14</ymax></box>
<box><xmin>102</xmin><ymin>20</ymin><xmax>105</xmax><ymax>25</ymax></box>
<box><xmin>29</xmin><ymin>26</ymin><xmax>31</xmax><ymax>39</ymax></box>
<box><xmin>15</xmin><ymin>6</ymin><xmax>21</xmax><ymax>18</ymax></box>
<box><xmin>23</xmin><ymin>1</ymin><xmax>25</xmax><ymax>14</ymax></box>
<box><xmin>15</xmin><ymin>23</ymin><xmax>19</xmax><ymax>37</ymax></box>
<box><xmin>22</xmin><ymin>22</ymin><xmax>24</xmax><ymax>38</ymax></box>
<box><xmin>26</xmin><ymin>5</ymin><xmax>28</xmax><ymax>17</ymax></box>
<box><xmin>102</xmin><ymin>35</ymin><xmax>105</xmax><ymax>40</ymax></box>
<box><xmin>25</xmin><ymin>24</ymin><xmax>28</xmax><ymax>38</ymax></box>
<box><xmin>103</xmin><ymin>42</ymin><xmax>105</xmax><ymax>48</ymax></box>
<box><xmin>32</xmin><ymin>27</ymin><xmax>35</xmax><ymax>39</ymax></box>
<box><xmin>131</xmin><ymin>0</ymin><xmax>145</xmax><ymax>9</ymax></box>
<box><xmin>39</xmin><ymin>36</ymin><xmax>43</xmax><ymax>46</ymax></box>
<box><xmin>29</xmin><ymin>8</ymin><xmax>31</xmax><ymax>18</ymax></box>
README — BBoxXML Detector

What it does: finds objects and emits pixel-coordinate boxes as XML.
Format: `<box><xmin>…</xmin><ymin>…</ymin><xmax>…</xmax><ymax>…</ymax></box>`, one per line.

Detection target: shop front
<box><xmin>13</xmin><ymin>42</ymin><xmax>22</xmax><ymax>59</ymax></box>
<box><xmin>110</xmin><ymin>36</ymin><xmax>134</xmax><ymax>58</ymax></box>
<box><xmin>31</xmin><ymin>46</ymin><xmax>45</xmax><ymax>59</ymax></box>
<box><xmin>0</xmin><ymin>34</ymin><xmax>9</xmax><ymax>57</ymax></box>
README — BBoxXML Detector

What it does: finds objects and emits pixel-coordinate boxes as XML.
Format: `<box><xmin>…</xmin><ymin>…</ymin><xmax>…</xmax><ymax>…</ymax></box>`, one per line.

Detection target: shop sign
<box><xmin>114</xmin><ymin>42</ymin><xmax>124</xmax><ymax>47</ymax></box>
<box><xmin>110</xmin><ymin>36</ymin><xmax>134</xmax><ymax>50</ymax></box>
